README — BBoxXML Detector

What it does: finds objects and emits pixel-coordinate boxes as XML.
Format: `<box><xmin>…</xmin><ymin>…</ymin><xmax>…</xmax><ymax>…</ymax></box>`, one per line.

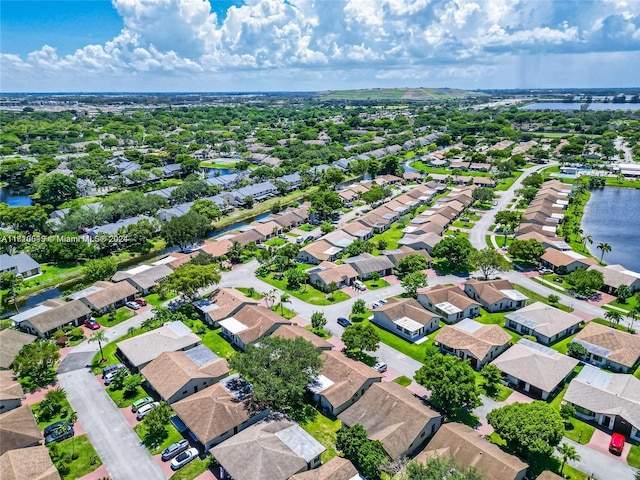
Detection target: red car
<box><xmin>609</xmin><ymin>433</ymin><xmax>625</xmax><ymax>455</ymax></box>
<box><xmin>134</xmin><ymin>298</ymin><xmax>147</xmax><ymax>306</ymax></box>
<box><xmin>84</xmin><ymin>318</ymin><xmax>101</xmax><ymax>330</ymax></box>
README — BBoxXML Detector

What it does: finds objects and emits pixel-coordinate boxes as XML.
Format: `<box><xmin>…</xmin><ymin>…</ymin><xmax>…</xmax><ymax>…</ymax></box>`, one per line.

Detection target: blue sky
<box><xmin>1</xmin><ymin>0</ymin><xmax>639</xmax><ymax>92</ymax></box>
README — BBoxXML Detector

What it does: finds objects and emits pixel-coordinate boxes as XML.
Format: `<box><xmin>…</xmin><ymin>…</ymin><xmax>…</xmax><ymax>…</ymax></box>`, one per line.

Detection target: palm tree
<box><xmin>597</xmin><ymin>242</ymin><xmax>612</xmax><ymax>262</ymax></box>
<box><xmin>629</xmin><ymin>305</ymin><xmax>640</xmax><ymax>332</ymax></box>
<box><xmin>558</xmin><ymin>442</ymin><xmax>580</xmax><ymax>474</ymax></box>
<box><xmin>265</xmin><ymin>289</ymin><xmax>278</xmax><ymax>309</ymax></box>
<box><xmin>604</xmin><ymin>310</ymin><xmax>623</xmax><ymax>328</ymax></box>
<box><xmin>279</xmin><ymin>293</ymin><xmax>291</xmax><ymax>316</ymax></box>
<box><xmin>580</xmin><ymin>234</ymin><xmax>593</xmax><ymax>252</ymax></box>
<box><xmin>89</xmin><ymin>331</ymin><xmax>108</xmax><ymax>362</ymax></box>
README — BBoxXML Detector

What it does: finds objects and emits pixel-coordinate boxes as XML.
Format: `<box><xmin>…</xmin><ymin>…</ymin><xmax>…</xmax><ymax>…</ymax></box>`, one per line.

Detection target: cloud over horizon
<box><xmin>2</xmin><ymin>0</ymin><xmax>639</xmax><ymax>91</ymax></box>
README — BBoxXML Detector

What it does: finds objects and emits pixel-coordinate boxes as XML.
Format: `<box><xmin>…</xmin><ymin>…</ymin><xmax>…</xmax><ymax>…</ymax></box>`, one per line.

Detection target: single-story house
<box><xmin>297</xmin><ymin>241</ymin><xmax>342</xmax><ymax>265</ymax></box>
<box><xmin>321</xmin><ymin>230</ymin><xmax>357</xmax><ymax>249</ymax></box>
<box><xmin>0</xmin><ymin>253</ymin><xmax>41</xmax><ymax>279</ymax></box>
<box><xmin>308</xmin><ymin>262</ymin><xmax>358</xmax><ymax>292</ymax></box>
<box><xmin>514</xmin><ymin>232</ymin><xmax>571</xmax><ymax>251</ymax></box>
<box><xmin>398</xmin><ymin>232</ymin><xmax>443</xmax><ymax>253</ymax></box>
<box><xmin>16</xmin><ymin>299</ymin><xmax>91</xmax><ymax>338</ymax></box>
<box><xmin>152</xmin><ymin>251</ymin><xmax>196</xmax><ymax>269</ymax></box>
<box><xmin>403</xmin><ymin>172</ymin><xmax>424</xmax><ymax>183</ymax></box>
<box><xmin>563</xmin><ymin>365</ymin><xmax>640</xmax><ymax>442</ymax></box>
<box><xmin>417</xmin><ymin>285</ymin><xmax>481</xmax><ymax>324</ymax></box>
<box><xmin>357</xmin><ymin>213</ymin><xmax>392</xmax><ymax>233</ymax></box>
<box><xmin>141</xmin><ymin>345</ymin><xmax>230</xmax><ymax>404</ymax></box>
<box><xmin>219</xmin><ymin>305</ymin><xmax>292</xmax><ymax>351</ymax></box>
<box><xmin>0</xmin><ymin>405</ymin><xmax>41</xmax><ymax>454</ymax></box>
<box><xmin>587</xmin><ymin>264</ymin><xmax>640</xmax><ymax>294</ymax></box>
<box><xmin>0</xmin><ymin>329</ymin><xmax>36</xmax><ymax>369</ymax></box>
<box><xmin>463</xmin><ymin>280</ymin><xmax>528</xmax><ymax>312</ymax></box>
<box><xmin>338</xmin><ymin>382</ymin><xmax>444</xmax><ymax>460</ymax></box>
<box><xmin>69</xmin><ymin>281</ymin><xmax>137</xmax><ymax>314</ymax></box>
<box><xmin>270</xmin><ymin>325</ymin><xmax>333</xmax><ymax>351</ymax></box>
<box><xmin>289</xmin><ymin>457</ymin><xmax>362</xmax><ymax>480</ymax></box>
<box><xmin>0</xmin><ymin>445</ymin><xmax>60</xmax><ymax>480</ymax></box>
<box><xmin>271</xmin><ymin>211</ymin><xmax>305</xmax><ymax>230</ymax></box>
<box><xmin>249</xmin><ymin>221</ymin><xmax>283</xmax><ymax>240</ymax></box>
<box><xmin>199</xmin><ymin>239</ymin><xmax>233</xmax><ymax>258</ymax></box>
<box><xmin>116</xmin><ymin>321</ymin><xmax>201</xmax><ymax>371</ymax></box>
<box><xmin>505</xmin><ymin>302</ymin><xmax>582</xmax><ymax>345</ymax></box>
<box><xmin>435</xmin><ymin>318</ymin><xmax>512</xmax><ymax>370</ymax></box>
<box><xmin>342</xmin><ymin>253</ymin><xmax>394</xmax><ymax>279</ymax></box>
<box><xmin>194</xmin><ymin>288</ymin><xmax>259</xmax><ymax>326</ymax></box>
<box><xmin>415</xmin><ymin>423</ymin><xmax>528</xmax><ymax>480</ymax></box>
<box><xmin>172</xmin><ymin>377</ymin><xmax>270</xmax><ymax>450</ymax></box>
<box><xmin>0</xmin><ymin>370</ymin><xmax>24</xmax><ymax>414</ymax></box>
<box><xmin>573</xmin><ymin>321</ymin><xmax>640</xmax><ymax>373</ymax></box>
<box><xmin>491</xmin><ymin>339</ymin><xmax>578</xmax><ymax>400</ymax></box>
<box><xmin>372</xmin><ymin>298</ymin><xmax>441</xmax><ymax>343</ymax></box>
<box><xmin>540</xmin><ymin>248</ymin><xmax>596</xmax><ymax>274</ymax></box>
<box><xmin>112</xmin><ymin>264</ymin><xmax>174</xmax><ymax>295</ymax></box>
<box><xmin>339</xmin><ymin>222</ymin><xmax>374</xmax><ymax>241</ymax></box>
<box><xmin>383</xmin><ymin>246</ymin><xmax>432</xmax><ymax>269</ymax></box>
<box><xmin>308</xmin><ymin>350</ymin><xmax>382</xmax><ymax>415</ymax></box>
<box><xmin>229</xmin><ymin>229</ymin><xmax>264</xmax><ymax>247</ymax></box>
<box><xmin>211</xmin><ymin>416</ymin><xmax>326</xmax><ymax>480</ymax></box>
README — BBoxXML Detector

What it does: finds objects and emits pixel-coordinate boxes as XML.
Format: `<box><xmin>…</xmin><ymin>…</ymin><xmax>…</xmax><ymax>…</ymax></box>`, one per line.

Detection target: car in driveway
<box><xmin>136</xmin><ymin>401</ymin><xmax>160</xmax><ymax>421</ymax></box>
<box><xmin>337</xmin><ymin>317</ymin><xmax>352</xmax><ymax>327</ymax></box>
<box><xmin>162</xmin><ymin>439</ymin><xmax>190</xmax><ymax>461</ymax></box>
<box><xmin>102</xmin><ymin>363</ymin><xmax>125</xmax><ymax>378</ymax></box>
<box><xmin>84</xmin><ymin>318</ymin><xmax>101</xmax><ymax>330</ymax></box>
<box><xmin>131</xmin><ymin>396</ymin><xmax>154</xmax><ymax>413</ymax></box>
<box><xmin>44</xmin><ymin>421</ymin><xmax>69</xmax><ymax>437</ymax></box>
<box><xmin>170</xmin><ymin>448</ymin><xmax>199</xmax><ymax>470</ymax></box>
<box><xmin>371</xmin><ymin>302</ymin><xmax>381</xmax><ymax>309</ymax></box>
<box><xmin>373</xmin><ymin>362</ymin><xmax>388</xmax><ymax>373</ymax></box>
<box><xmin>45</xmin><ymin>423</ymin><xmax>74</xmax><ymax>444</ymax></box>
<box><xmin>104</xmin><ymin>368</ymin><xmax>129</xmax><ymax>386</ymax></box>
<box><xmin>125</xmin><ymin>301</ymin><xmax>140</xmax><ymax>310</ymax></box>
<box><xmin>609</xmin><ymin>433</ymin><xmax>625</xmax><ymax>455</ymax></box>
<box><xmin>378</xmin><ymin>299</ymin><xmax>387</xmax><ymax>305</ymax></box>
<box><xmin>134</xmin><ymin>298</ymin><xmax>147</xmax><ymax>306</ymax></box>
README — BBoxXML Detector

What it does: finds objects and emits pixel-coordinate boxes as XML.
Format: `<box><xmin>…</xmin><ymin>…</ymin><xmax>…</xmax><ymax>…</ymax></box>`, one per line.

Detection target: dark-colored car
<box><xmin>161</xmin><ymin>439</ymin><xmax>190</xmax><ymax>461</ymax></box>
<box><xmin>45</xmin><ymin>424</ymin><xmax>74</xmax><ymax>445</ymax></box>
<box><xmin>609</xmin><ymin>433</ymin><xmax>625</xmax><ymax>455</ymax></box>
<box><xmin>84</xmin><ymin>318</ymin><xmax>101</xmax><ymax>330</ymax></box>
<box><xmin>337</xmin><ymin>317</ymin><xmax>352</xmax><ymax>327</ymax></box>
<box><xmin>43</xmin><ymin>421</ymin><xmax>68</xmax><ymax>437</ymax></box>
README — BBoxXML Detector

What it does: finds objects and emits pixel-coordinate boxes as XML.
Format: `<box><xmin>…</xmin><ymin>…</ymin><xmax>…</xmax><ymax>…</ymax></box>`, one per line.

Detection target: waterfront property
<box><xmin>0</xmin><ymin>253</ymin><xmax>41</xmax><ymax>279</ymax></box>
<box><xmin>573</xmin><ymin>321</ymin><xmax>640</xmax><ymax>373</ymax></box>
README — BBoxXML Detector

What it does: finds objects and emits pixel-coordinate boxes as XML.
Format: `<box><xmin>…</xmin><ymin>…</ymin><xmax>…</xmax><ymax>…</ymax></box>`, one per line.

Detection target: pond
<box><xmin>0</xmin><ymin>187</ymin><xmax>33</xmax><ymax>206</ymax></box>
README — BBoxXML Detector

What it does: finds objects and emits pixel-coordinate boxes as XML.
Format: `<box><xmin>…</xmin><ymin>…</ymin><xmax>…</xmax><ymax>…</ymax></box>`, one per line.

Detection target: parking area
<box><xmin>586</xmin><ymin>428</ymin><xmax>632</xmax><ymax>463</ymax></box>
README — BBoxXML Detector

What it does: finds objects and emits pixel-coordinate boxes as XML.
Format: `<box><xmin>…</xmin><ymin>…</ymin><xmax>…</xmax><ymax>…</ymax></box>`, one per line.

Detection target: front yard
<box><xmin>48</xmin><ymin>434</ymin><xmax>103</xmax><ymax>480</ymax></box>
<box><xmin>296</xmin><ymin>406</ymin><xmax>341</xmax><ymax>463</ymax></box>
<box><xmin>197</xmin><ymin>326</ymin><xmax>238</xmax><ymax>358</ymax></box>
<box><xmin>258</xmin><ymin>272</ymin><xmax>350</xmax><ymax>305</ymax></box>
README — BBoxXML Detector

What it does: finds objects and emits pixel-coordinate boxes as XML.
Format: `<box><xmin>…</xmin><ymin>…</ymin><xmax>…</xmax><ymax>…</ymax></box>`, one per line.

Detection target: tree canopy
<box><xmin>565</xmin><ymin>268</ymin><xmax>604</xmax><ymax>296</ymax></box>
<box><xmin>431</xmin><ymin>235</ymin><xmax>475</xmax><ymax>270</ymax></box>
<box><xmin>468</xmin><ymin>248</ymin><xmax>511</xmax><ymax>280</ymax></box>
<box><xmin>342</xmin><ymin>322</ymin><xmax>380</xmax><ymax>353</ymax></box>
<box><xmin>162</xmin><ymin>263</ymin><xmax>221</xmax><ymax>301</ymax></box>
<box><xmin>336</xmin><ymin>424</ymin><xmax>388</xmax><ymax>480</ymax></box>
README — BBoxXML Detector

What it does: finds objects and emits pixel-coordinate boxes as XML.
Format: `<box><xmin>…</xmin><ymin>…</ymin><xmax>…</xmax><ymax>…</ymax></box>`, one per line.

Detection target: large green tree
<box><xmin>431</xmin><ymin>235</ymin><xmax>474</xmax><ymax>270</ymax></box>
<box><xmin>414</xmin><ymin>353</ymin><xmax>481</xmax><ymax>415</ymax></box>
<box><xmin>13</xmin><ymin>341</ymin><xmax>60</xmax><ymax>387</ymax></box>
<box><xmin>398</xmin><ymin>254</ymin><xmax>430</xmax><ymax>276</ymax></box>
<box><xmin>342</xmin><ymin>322</ymin><xmax>380</xmax><ymax>353</ymax></box>
<box><xmin>401</xmin><ymin>271</ymin><xmax>428</xmax><ymax>298</ymax></box>
<box><xmin>402</xmin><ymin>456</ymin><xmax>483</xmax><ymax>480</ymax></box>
<box><xmin>565</xmin><ymin>268</ymin><xmax>604</xmax><ymax>296</ymax></box>
<box><xmin>486</xmin><ymin>401</ymin><xmax>564</xmax><ymax>459</ymax></box>
<box><xmin>336</xmin><ymin>424</ymin><xmax>388</xmax><ymax>480</ymax></box>
<box><xmin>84</xmin><ymin>257</ymin><xmax>117</xmax><ymax>284</ymax></box>
<box><xmin>160</xmin><ymin>212</ymin><xmax>211</xmax><ymax>250</ymax></box>
<box><xmin>162</xmin><ymin>263</ymin><xmax>221</xmax><ymax>301</ymax></box>
<box><xmin>228</xmin><ymin>336</ymin><xmax>322</xmax><ymax>411</ymax></box>
<box><xmin>35</xmin><ymin>173</ymin><xmax>78</xmax><ymax>205</ymax></box>
<box><xmin>507</xmin><ymin>239</ymin><xmax>545</xmax><ymax>263</ymax></box>
<box><xmin>468</xmin><ymin>248</ymin><xmax>511</xmax><ymax>280</ymax></box>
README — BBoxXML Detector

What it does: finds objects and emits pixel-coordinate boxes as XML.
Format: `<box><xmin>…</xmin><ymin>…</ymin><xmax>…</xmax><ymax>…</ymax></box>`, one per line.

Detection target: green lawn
<box><xmin>298</xmin><ymin>223</ymin><xmax>316</xmax><ymax>232</ymax></box>
<box><xmin>548</xmin><ymin>384</ymin><xmax>595</xmax><ymax>445</ymax></box>
<box><xmin>31</xmin><ymin>398</ymin><xmax>74</xmax><ymax>430</ymax></box>
<box><xmin>298</xmin><ymin>407</ymin><xmax>341</xmax><ymax>463</ymax></box>
<box><xmin>135</xmin><ymin>420</ymin><xmax>183</xmax><ymax>454</ymax></box>
<box><xmin>265</xmin><ymin>237</ymin><xmax>286</xmax><ymax>247</ymax></box>
<box><xmin>369</xmin><ymin>320</ymin><xmax>439</xmax><ymax>363</ymax></box>
<box><xmin>513</xmin><ymin>284</ymin><xmax>574</xmax><ymax>312</ymax></box>
<box><xmin>271</xmin><ymin>304</ymin><xmax>297</xmax><ymax>320</ymax></box>
<box><xmin>364</xmin><ymin>279</ymin><xmax>390</xmax><ymax>290</ymax></box>
<box><xmin>235</xmin><ymin>287</ymin><xmax>262</xmax><ymax>300</ymax></box>
<box><xmin>393</xmin><ymin>376</ymin><xmax>412</xmax><ymax>387</ymax></box>
<box><xmin>144</xmin><ymin>291</ymin><xmax>177</xmax><ymax>307</ymax></box>
<box><xmin>171</xmin><ymin>458</ymin><xmax>211</xmax><ymax>480</ymax></box>
<box><xmin>259</xmin><ymin>273</ymin><xmax>350</xmax><ymax>305</ymax></box>
<box><xmin>106</xmin><ymin>385</ymin><xmax>148</xmax><ymax>409</ymax></box>
<box><xmin>198</xmin><ymin>327</ymin><xmax>237</xmax><ymax>358</ymax></box>
<box><xmin>49</xmin><ymin>434</ymin><xmax>103</xmax><ymax>480</ymax></box>
<box><xmin>93</xmin><ymin>307</ymin><xmax>135</xmax><ymax>328</ymax></box>
<box><xmin>627</xmin><ymin>444</ymin><xmax>640</xmax><ymax>469</ymax></box>
<box><xmin>550</xmin><ymin>333</ymin><xmax>579</xmax><ymax>355</ymax></box>
<box><xmin>606</xmin><ymin>296</ymin><xmax>637</xmax><ymax>312</ymax></box>
<box><xmin>592</xmin><ymin>317</ymin><xmax>630</xmax><ymax>333</ymax></box>
<box><xmin>371</xmin><ymin>225</ymin><xmax>405</xmax><ymax>250</ymax></box>
<box><xmin>91</xmin><ymin>327</ymin><xmax>146</xmax><ymax>373</ymax></box>
<box><xmin>451</xmin><ymin>220</ymin><xmax>475</xmax><ymax>229</ymax></box>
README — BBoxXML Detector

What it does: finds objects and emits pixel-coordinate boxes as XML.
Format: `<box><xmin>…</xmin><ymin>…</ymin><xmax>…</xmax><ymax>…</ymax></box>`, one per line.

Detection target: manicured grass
<box><xmin>171</xmin><ymin>458</ymin><xmax>211</xmax><ymax>480</ymax></box>
<box><xmin>134</xmin><ymin>420</ymin><xmax>183</xmax><ymax>454</ymax></box>
<box><xmin>259</xmin><ymin>273</ymin><xmax>350</xmax><ymax>305</ymax></box>
<box><xmin>106</xmin><ymin>385</ymin><xmax>148</xmax><ymax>409</ymax></box>
<box><xmin>371</xmin><ymin>225</ymin><xmax>405</xmax><ymax>250</ymax></box>
<box><xmin>298</xmin><ymin>223</ymin><xmax>316</xmax><ymax>232</ymax></box>
<box><xmin>474</xmin><ymin>310</ymin><xmax>506</xmax><ymax>326</ymax></box>
<box><xmin>31</xmin><ymin>398</ymin><xmax>73</xmax><ymax>430</ymax></box>
<box><xmin>198</xmin><ymin>327</ymin><xmax>237</xmax><ymax>358</ymax></box>
<box><xmin>298</xmin><ymin>407</ymin><xmax>341</xmax><ymax>463</ymax></box>
<box><xmin>364</xmin><ymin>279</ymin><xmax>390</xmax><ymax>290</ymax></box>
<box><xmin>145</xmin><ymin>291</ymin><xmax>177</xmax><ymax>307</ymax></box>
<box><xmin>550</xmin><ymin>333</ymin><xmax>578</xmax><ymax>355</ymax></box>
<box><xmin>444</xmin><ymin>230</ymin><xmax>469</xmax><ymax>239</ymax></box>
<box><xmin>512</xmin><ymin>284</ymin><xmax>574</xmax><ymax>312</ymax></box>
<box><xmin>394</xmin><ymin>376</ymin><xmax>412</xmax><ymax>387</ymax></box>
<box><xmin>304</xmin><ymin>326</ymin><xmax>331</xmax><ymax>339</ymax></box>
<box><xmin>564</xmin><ymin>417</ymin><xmax>595</xmax><ymax>445</ymax></box>
<box><xmin>90</xmin><ymin>327</ymin><xmax>146</xmax><ymax>373</ymax></box>
<box><xmin>368</xmin><ymin>321</ymin><xmax>439</xmax><ymax>363</ymax></box>
<box><xmin>286</xmin><ymin>231</ymin><xmax>301</xmax><ymax>237</ymax></box>
<box><xmin>627</xmin><ymin>444</ymin><xmax>640</xmax><ymax>469</ymax></box>
<box><xmin>93</xmin><ymin>307</ymin><xmax>135</xmax><ymax>327</ymax></box>
<box><xmin>50</xmin><ymin>434</ymin><xmax>103</xmax><ymax>480</ymax></box>
<box><xmin>271</xmin><ymin>305</ymin><xmax>297</xmax><ymax>320</ymax></box>
<box><xmin>592</xmin><ymin>317</ymin><xmax>630</xmax><ymax>333</ymax></box>
<box><xmin>235</xmin><ymin>287</ymin><xmax>262</xmax><ymax>300</ymax></box>
<box><xmin>265</xmin><ymin>237</ymin><xmax>286</xmax><ymax>247</ymax></box>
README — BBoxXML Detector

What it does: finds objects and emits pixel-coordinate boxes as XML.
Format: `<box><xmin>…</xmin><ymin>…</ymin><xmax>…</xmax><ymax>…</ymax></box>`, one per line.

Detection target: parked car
<box><xmin>296</xmin><ymin>237</ymin><xmax>304</xmax><ymax>243</ymax></box>
<box><xmin>304</xmin><ymin>235</ymin><xmax>315</xmax><ymax>242</ymax></box>
<box><xmin>84</xmin><ymin>318</ymin><xmax>101</xmax><ymax>330</ymax></box>
<box><xmin>170</xmin><ymin>447</ymin><xmax>199</xmax><ymax>470</ymax></box>
<box><xmin>134</xmin><ymin>298</ymin><xmax>147</xmax><ymax>306</ymax></box>
<box><xmin>337</xmin><ymin>317</ymin><xmax>352</xmax><ymax>328</ymax></box>
<box><xmin>378</xmin><ymin>299</ymin><xmax>387</xmax><ymax>305</ymax></box>
<box><xmin>373</xmin><ymin>362</ymin><xmax>388</xmax><ymax>373</ymax></box>
<box><xmin>131</xmin><ymin>396</ymin><xmax>154</xmax><ymax>413</ymax></box>
<box><xmin>102</xmin><ymin>363</ymin><xmax>125</xmax><ymax>378</ymax></box>
<box><xmin>125</xmin><ymin>301</ymin><xmax>140</xmax><ymax>310</ymax></box>
<box><xmin>43</xmin><ymin>421</ymin><xmax>68</xmax><ymax>437</ymax></box>
<box><xmin>278</xmin><ymin>233</ymin><xmax>287</xmax><ymax>239</ymax></box>
<box><xmin>609</xmin><ymin>433</ymin><xmax>625</xmax><ymax>455</ymax></box>
<box><xmin>371</xmin><ymin>302</ymin><xmax>381</xmax><ymax>309</ymax></box>
<box><xmin>45</xmin><ymin>424</ymin><xmax>74</xmax><ymax>445</ymax></box>
<box><xmin>162</xmin><ymin>439</ymin><xmax>190</xmax><ymax>461</ymax></box>
<box><xmin>136</xmin><ymin>402</ymin><xmax>160</xmax><ymax>421</ymax></box>
<box><xmin>104</xmin><ymin>368</ymin><xmax>129</xmax><ymax>386</ymax></box>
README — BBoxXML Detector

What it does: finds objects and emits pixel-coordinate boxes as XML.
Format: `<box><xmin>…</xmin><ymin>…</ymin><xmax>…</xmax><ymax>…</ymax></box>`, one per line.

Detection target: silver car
<box><xmin>170</xmin><ymin>447</ymin><xmax>199</xmax><ymax>470</ymax></box>
<box><xmin>136</xmin><ymin>401</ymin><xmax>160</xmax><ymax>420</ymax></box>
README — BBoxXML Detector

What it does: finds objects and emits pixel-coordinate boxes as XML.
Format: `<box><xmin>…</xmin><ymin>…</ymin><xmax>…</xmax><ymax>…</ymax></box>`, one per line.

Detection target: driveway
<box><xmin>560</xmin><ymin>439</ymin><xmax>637</xmax><ymax>480</ymax></box>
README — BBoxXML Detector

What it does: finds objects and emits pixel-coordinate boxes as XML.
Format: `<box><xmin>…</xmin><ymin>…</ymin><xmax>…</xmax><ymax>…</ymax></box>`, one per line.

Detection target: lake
<box><xmin>0</xmin><ymin>187</ymin><xmax>33</xmax><ymax>206</ymax></box>
<box><xmin>521</xmin><ymin>102</ymin><xmax>640</xmax><ymax>111</ymax></box>
<box><xmin>581</xmin><ymin>187</ymin><xmax>640</xmax><ymax>272</ymax></box>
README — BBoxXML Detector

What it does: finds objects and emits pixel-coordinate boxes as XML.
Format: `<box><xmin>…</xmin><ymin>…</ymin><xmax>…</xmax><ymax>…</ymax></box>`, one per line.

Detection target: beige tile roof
<box><xmin>230</xmin><ymin>229</ymin><xmax>264</xmax><ymax>246</ymax></box>
<box><xmin>588</xmin><ymin>264</ymin><xmax>640</xmax><ymax>290</ymax></box>
<box><xmin>141</xmin><ymin>351</ymin><xmax>229</xmax><ymax>401</ymax></box>
<box><xmin>537</xmin><ymin>472</ymin><xmax>564</xmax><ymax>480</ymax></box>
<box><xmin>84</xmin><ymin>281</ymin><xmax>138</xmax><ymax>310</ymax></box>
<box><xmin>0</xmin><ymin>370</ymin><xmax>24</xmax><ymax>402</ymax></box>
<box><xmin>251</xmin><ymin>221</ymin><xmax>282</xmax><ymax>237</ymax></box>
<box><xmin>0</xmin><ymin>330</ymin><xmax>36</xmax><ymax>369</ymax></box>
<box><xmin>435</xmin><ymin>321</ymin><xmax>511</xmax><ymax>361</ymax></box>
<box><xmin>340</xmin><ymin>222</ymin><xmax>373</xmax><ymax>238</ymax></box>
<box><xmin>417</xmin><ymin>285</ymin><xmax>480</xmax><ymax>312</ymax></box>
<box><xmin>574</xmin><ymin>321</ymin><xmax>640</xmax><ymax>369</ymax></box>
<box><xmin>0</xmin><ymin>445</ymin><xmax>60</xmax><ymax>480</ymax></box>
<box><xmin>312</xmin><ymin>351</ymin><xmax>382</xmax><ymax>409</ymax></box>
<box><xmin>415</xmin><ymin>423</ymin><xmax>527</xmax><ymax>480</ymax></box>
<box><xmin>464</xmin><ymin>279</ymin><xmax>517</xmax><ymax>306</ymax></box>
<box><xmin>271</xmin><ymin>325</ymin><xmax>332</xmax><ymax>350</ymax></box>
<box><xmin>26</xmin><ymin>300</ymin><xmax>91</xmax><ymax>334</ymax></box>
<box><xmin>505</xmin><ymin>302</ymin><xmax>582</xmax><ymax>339</ymax></box>
<box><xmin>540</xmin><ymin>248</ymin><xmax>595</xmax><ymax>268</ymax></box>
<box><xmin>383</xmin><ymin>246</ymin><xmax>431</xmax><ymax>266</ymax></box>
<box><xmin>172</xmin><ymin>383</ymin><xmax>258</xmax><ymax>445</ymax></box>
<box><xmin>231</xmin><ymin>305</ymin><xmax>292</xmax><ymax>345</ymax></box>
<box><xmin>288</xmin><ymin>457</ymin><xmax>358</xmax><ymax>480</ymax></box>
<box><xmin>338</xmin><ymin>382</ymin><xmax>442</xmax><ymax>459</ymax></box>
<box><xmin>299</xmin><ymin>240</ymin><xmax>338</xmax><ymax>262</ymax></box>
<box><xmin>0</xmin><ymin>405</ymin><xmax>42</xmax><ymax>455</ymax></box>
<box><xmin>205</xmin><ymin>288</ymin><xmax>258</xmax><ymax>323</ymax></box>
<box><xmin>200</xmin><ymin>239</ymin><xmax>233</xmax><ymax>257</ymax></box>
<box><xmin>375</xmin><ymin>298</ymin><xmax>440</xmax><ymax>327</ymax></box>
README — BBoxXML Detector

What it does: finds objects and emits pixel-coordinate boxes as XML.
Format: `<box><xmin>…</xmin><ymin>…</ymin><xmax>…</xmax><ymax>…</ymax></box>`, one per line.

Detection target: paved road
<box><xmin>561</xmin><ymin>439</ymin><xmax>637</xmax><ymax>480</ymax></box>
